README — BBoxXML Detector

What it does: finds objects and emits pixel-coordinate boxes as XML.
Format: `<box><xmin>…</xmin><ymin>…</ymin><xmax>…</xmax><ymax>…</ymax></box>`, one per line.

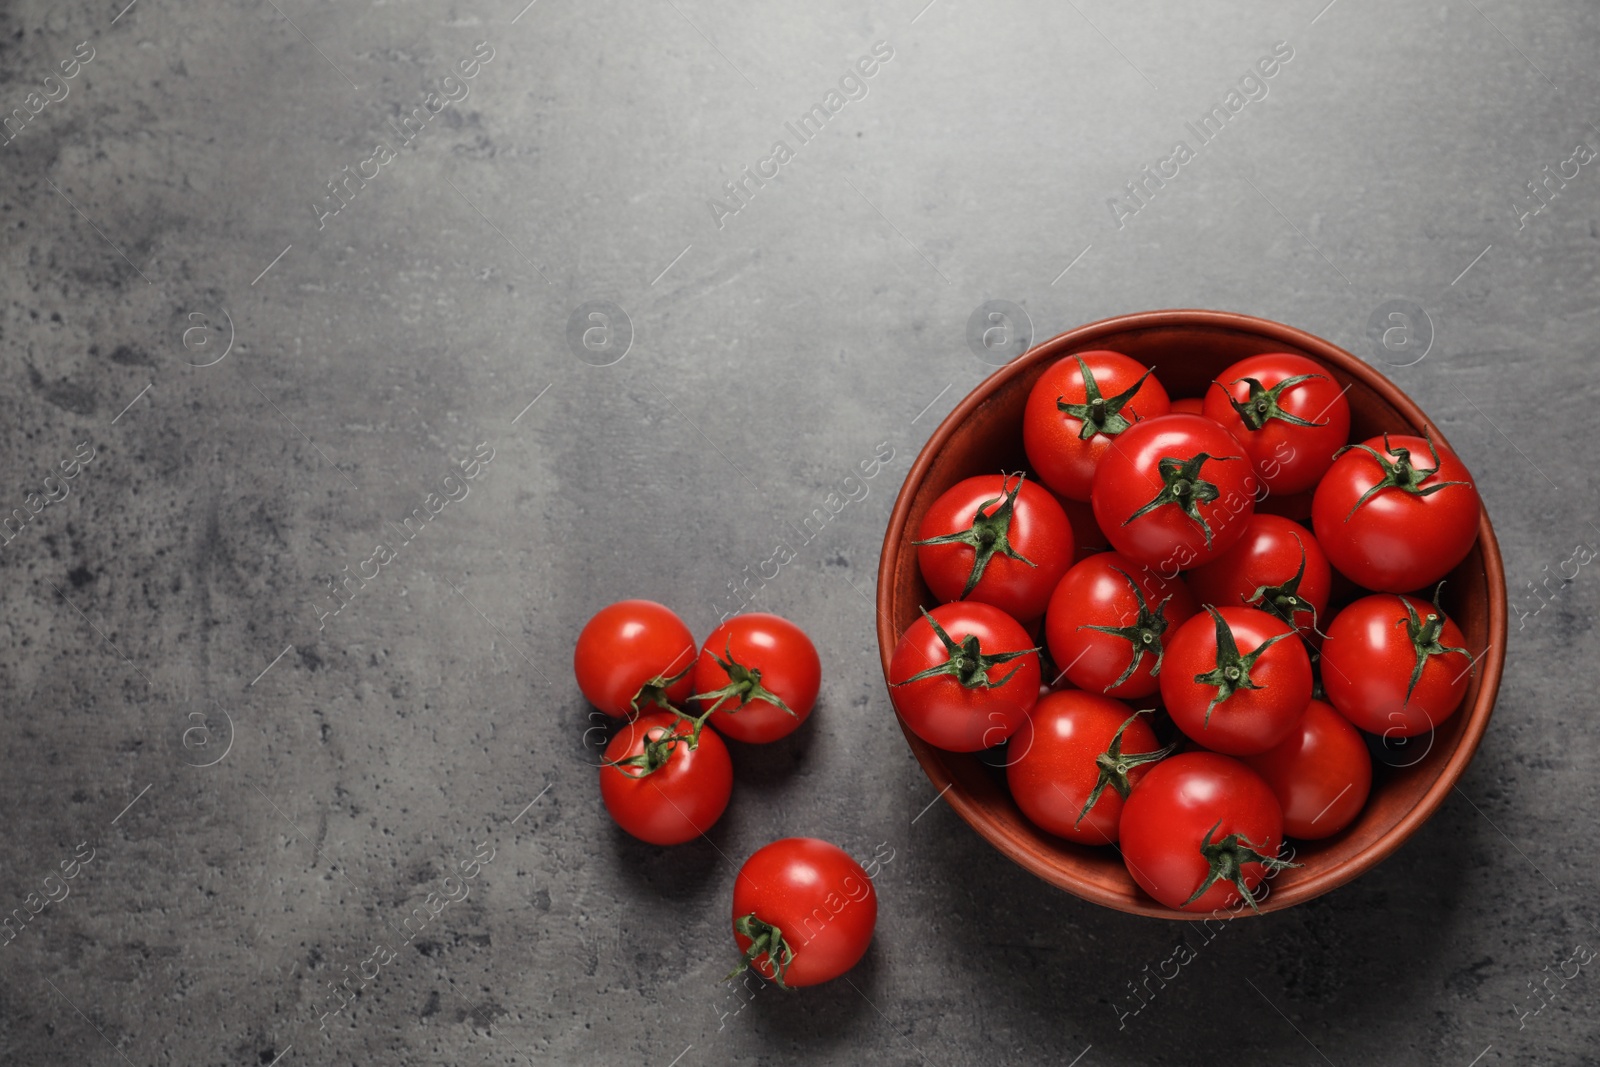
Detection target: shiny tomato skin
<box><xmin>1007</xmin><ymin>691</ymin><xmax>1164</xmax><ymax>844</ymax></box>
<box><xmin>732</xmin><ymin>838</ymin><xmax>877</xmax><ymax>988</ymax></box>
<box><xmin>1119</xmin><ymin>752</ymin><xmax>1286</xmax><ymax>912</ymax></box>
<box><xmin>574</xmin><ymin>600</ymin><xmax>697</xmax><ymax>718</ymax></box>
<box><xmin>599</xmin><ymin>713</ymin><xmax>732</xmax><ymax>845</ymax></box>
<box><xmin>1185</xmin><ymin>514</ymin><xmax>1332</xmax><ymax>637</ymax></box>
<box><xmin>695</xmin><ymin>614</ymin><xmax>821</xmax><ymax>744</ymax></box>
<box><xmin>1090</xmin><ymin>414</ymin><xmax>1258</xmax><ymax>569</ymax></box>
<box><xmin>1169</xmin><ymin>397</ymin><xmax>1206</xmax><ymax>416</ymax></box>
<box><xmin>1161</xmin><ymin>606</ymin><xmax>1312</xmax><ymax>756</ymax></box>
<box><xmin>915</xmin><ymin>474</ymin><xmax>1075</xmax><ymax>621</ymax></box>
<box><xmin>1203</xmin><ymin>353</ymin><xmax>1351</xmax><ymax>495</ymax></box>
<box><xmin>1320</xmin><ymin>594</ymin><xmax>1471</xmax><ymax>738</ymax></box>
<box><xmin>1311</xmin><ymin>434</ymin><xmax>1480</xmax><ymax>592</ymax></box>
<box><xmin>1243</xmin><ymin>699</ymin><xmax>1372</xmax><ymax>839</ymax></box>
<box><xmin>1044</xmin><ymin>551</ymin><xmax>1198</xmax><ymax>699</ymax></box>
<box><xmin>1023</xmin><ymin>350</ymin><xmax>1171</xmax><ymax>501</ymax></box>
<box><xmin>889</xmin><ymin>602</ymin><xmax>1041</xmax><ymax>752</ymax></box>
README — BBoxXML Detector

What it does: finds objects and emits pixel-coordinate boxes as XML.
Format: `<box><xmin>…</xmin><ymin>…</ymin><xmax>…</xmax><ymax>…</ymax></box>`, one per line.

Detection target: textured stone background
<box><xmin>1</xmin><ymin>0</ymin><xmax>1597</xmax><ymax>1064</ymax></box>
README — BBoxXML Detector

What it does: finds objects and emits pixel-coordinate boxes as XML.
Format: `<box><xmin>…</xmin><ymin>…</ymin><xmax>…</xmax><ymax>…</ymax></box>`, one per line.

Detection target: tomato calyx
<box><xmin>727</xmin><ymin>912</ymin><xmax>795</xmax><ymax>990</ymax></box>
<box><xmin>1078</xmin><ymin>565</ymin><xmax>1174</xmax><ymax>690</ymax></box>
<box><xmin>1056</xmin><ymin>354</ymin><xmax>1154</xmax><ymax>441</ymax></box>
<box><xmin>685</xmin><ymin>642</ymin><xmax>797</xmax><ymax>739</ymax></box>
<box><xmin>629</xmin><ymin>658</ymin><xmax>696</xmax><ymax>718</ymax></box>
<box><xmin>911</xmin><ymin>472</ymin><xmax>1038</xmax><ymax>599</ymax></box>
<box><xmin>1076</xmin><ymin>710</ymin><xmax>1178</xmax><ymax>827</ymax></box>
<box><xmin>892</xmin><ymin>609</ymin><xmax>1039</xmax><ymax>690</ymax></box>
<box><xmin>1181</xmin><ymin>819</ymin><xmax>1300</xmax><ymax>913</ymax></box>
<box><xmin>1337</xmin><ymin>432</ymin><xmax>1472</xmax><ymax>520</ymax></box>
<box><xmin>1123</xmin><ymin>453</ymin><xmax>1240</xmax><ymax>550</ymax></box>
<box><xmin>1399</xmin><ymin>585</ymin><xmax>1472</xmax><ymax>704</ymax></box>
<box><xmin>1245</xmin><ymin>532</ymin><xmax>1324</xmax><ymax>636</ymax></box>
<box><xmin>1223</xmin><ymin>373</ymin><xmax>1329</xmax><ymax>432</ymax></box>
<box><xmin>602</xmin><ymin>721</ymin><xmax>689</xmax><ymax>778</ymax></box>
<box><xmin>1191</xmin><ymin>606</ymin><xmax>1294</xmax><ymax>725</ymax></box>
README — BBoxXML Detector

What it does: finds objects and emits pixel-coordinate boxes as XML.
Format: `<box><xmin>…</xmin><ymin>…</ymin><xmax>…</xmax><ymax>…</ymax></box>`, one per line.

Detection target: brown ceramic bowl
<box><xmin>876</xmin><ymin>309</ymin><xmax>1506</xmax><ymax>918</ymax></box>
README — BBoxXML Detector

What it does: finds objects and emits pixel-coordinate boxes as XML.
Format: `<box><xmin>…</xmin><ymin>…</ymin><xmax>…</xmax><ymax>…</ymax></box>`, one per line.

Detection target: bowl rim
<box><xmin>875</xmin><ymin>308</ymin><xmax>1507</xmax><ymax>918</ymax></box>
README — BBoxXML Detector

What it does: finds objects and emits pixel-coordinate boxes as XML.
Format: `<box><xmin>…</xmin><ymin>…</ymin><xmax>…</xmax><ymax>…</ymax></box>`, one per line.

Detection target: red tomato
<box><xmin>1202</xmin><ymin>353</ymin><xmax>1351</xmax><ymax>495</ymax></box>
<box><xmin>574</xmin><ymin>600</ymin><xmax>697</xmax><ymax>718</ymax></box>
<box><xmin>1185</xmin><ymin>514</ymin><xmax>1332</xmax><ymax>637</ymax></box>
<box><xmin>1169</xmin><ymin>397</ymin><xmax>1206</xmax><ymax>416</ymax></box>
<box><xmin>1043</xmin><ymin>552</ymin><xmax>1198</xmax><ymax>699</ymax></box>
<box><xmin>693</xmin><ymin>614</ymin><xmax>821</xmax><ymax>744</ymax></box>
<box><xmin>1160</xmin><ymin>606</ymin><xmax>1312</xmax><ymax>756</ymax></box>
<box><xmin>914</xmin><ymin>472</ymin><xmax>1074</xmax><ymax>621</ymax></box>
<box><xmin>1007</xmin><ymin>695</ymin><xmax>1173</xmax><ymax>844</ymax></box>
<box><xmin>1060</xmin><ymin>496</ymin><xmax>1110</xmax><ymax>560</ymax></box>
<box><xmin>1090</xmin><ymin>414</ymin><xmax>1257</xmax><ymax>569</ymax></box>
<box><xmin>1244</xmin><ymin>699</ymin><xmax>1372</xmax><ymax>839</ymax></box>
<box><xmin>1022</xmin><ymin>351</ymin><xmax>1171</xmax><ymax>501</ymax></box>
<box><xmin>888</xmin><ymin>603</ymin><xmax>1041</xmax><ymax>752</ymax></box>
<box><xmin>1119</xmin><ymin>752</ymin><xmax>1294</xmax><ymax>912</ymax></box>
<box><xmin>1320</xmin><ymin>592</ymin><xmax>1473</xmax><ymax>738</ymax></box>
<box><xmin>1311</xmin><ymin>433</ymin><xmax>1480</xmax><ymax>592</ymax></box>
<box><xmin>731</xmin><ymin>838</ymin><xmax>877</xmax><ymax>988</ymax></box>
<box><xmin>599</xmin><ymin>713</ymin><xmax>732</xmax><ymax>845</ymax></box>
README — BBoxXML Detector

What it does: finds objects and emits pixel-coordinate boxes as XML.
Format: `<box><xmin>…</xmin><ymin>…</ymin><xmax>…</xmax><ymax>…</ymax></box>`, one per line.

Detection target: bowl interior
<box><xmin>877</xmin><ymin>312</ymin><xmax>1505</xmax><ymax>917</ymax></box>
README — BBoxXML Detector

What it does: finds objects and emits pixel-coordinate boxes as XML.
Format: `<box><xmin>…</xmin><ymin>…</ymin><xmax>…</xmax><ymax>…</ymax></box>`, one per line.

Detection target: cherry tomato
<box><xmin>1311</xmin><ymin>433</ymin><xmax>1480</xmax><ymax>592</ymax></box>
<box><xmin>1007</xmin><ymin>695</ymin><xmax>1173</xmax><ymax>844</ymax></box>
<box><xmin>888</xmin><ymin>602</ymin><xmax>1041</xmax><ymax>752</ymax></box>
<box><xmin>1090</xmin><ymin>414</ymin><xmax>1257</xmax><ymax>569</ymax></box>
<box><xmin>1161</xmin><ymin>606</ymin><xmax>1312</xmax><ymax>756</ymax></box>
<box><xmin>1243</xmin><ymin>699</ymin><xmax>1372</xmax><ymax>839</ymax></box>
<box><xmin>1169</xmin><ymin>397</ymin><xmax>1206</xmax><ymax>416</ymax></box>
<box><xmin>1185</xmin><ymin>514</ymin><xmax>1332</xmax><ymax>638</ymax></box>
<box><xmin>1320</xmin><ymin>591</ymin><xmax>1473</xmax><ymax>738</ymax></box>
<box><xmin>914</xmin><ymin>472</ymin><xmax>1074</xmax><ymax>621</ymax></box>
<box><xmin>731</xmin><ymin>838</ymin><xmax>877</xmax><ymax>988</ymax></box>
<box><xmin>574</xmin><ymin>600</ymin><xmax>697</xmax><ymax>719</ymax></box>
<box><xmin>1202</xmin><ymin>353</ymin><xmax>1351</xmax><ymax>495</ymax></box>
<box><xmin>1119</xmin><ymin>752</ymin><xmax>1294</xmax><ymax>912</ymax></box>
<box><xmin>693</xmin><ymin>614</ymin><xmax>821</xmax><ymax>744</ymax></box>
<box><xmin>1059</xmin><ymin>496</ymin><xmax>1110</xmax><ymax>561</ymax></box>
<box><xmin>1022</xmin><ymin>351</ymin><xmax>1171</xmax><ymax>501</ymax></box>
<box><xmin>599</xmin><ymin>713</ymin><xmax>732</xmax><ymax>845</ymax></box>
<box><xmin>1043</xmin><ymin>552</ymin><xmax>1198</xmax><ymax>699</ymax></box>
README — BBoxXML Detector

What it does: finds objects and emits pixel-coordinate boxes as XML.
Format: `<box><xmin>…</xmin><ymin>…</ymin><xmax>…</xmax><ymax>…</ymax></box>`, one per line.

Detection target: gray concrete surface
<box><xmin>1</xmin><ymin>0</ymin><xmax>1597</xmax><ymax>1063</ymax></box>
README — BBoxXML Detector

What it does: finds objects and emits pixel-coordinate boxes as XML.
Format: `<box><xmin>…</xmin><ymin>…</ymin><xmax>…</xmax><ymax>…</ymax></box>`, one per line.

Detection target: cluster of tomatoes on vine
<box><xmin>573</xmin><ymin>604</ymin><xmax>876</xmax><ymax>988</ymax></box>
<box><xmin>888</xmin><ymin>348</ymin><xmax>1483</xmax><ymax>912</ymax></box>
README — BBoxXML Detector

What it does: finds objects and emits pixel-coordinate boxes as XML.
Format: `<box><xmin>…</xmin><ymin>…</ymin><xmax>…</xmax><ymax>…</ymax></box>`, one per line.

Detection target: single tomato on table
<box><xmin>730</xmin><ymin>838</ymin><xmax>877</xmax><ymax>989</ymax></box>
<box><xmin>1311</xmin><ymin>432</ymin><xmax>1480</xmax><ymax>592</ymax></box>
<box><xmin>1202</xmin><ymin>352</ymin><xmax>1351</xmax><ymax>494</ymax></box>
<box><xmin>1320</xmin><ymin>590</ymin><xmax>1473</xmax><ymax>738</ymax></box>
<box><xmin>1043</xmin><ymin>551</ymin><xmax>1198</xmax><ymax>700</ymax></box>
<box><xmin>599</xmin><ymin>712</ymin><xmax>732</xmax><ymax>845</ymax></box>
<box><xmin>574</xmin><ymin>600</ymin><xmax>697</xmax><ymax>718</ymax></box>
<box><xmin>913</xmin><ymin>472</ymin><xmax>1074</xmax><ymax>621</ymax></box>
<box><xmin>692</xmin><ymin>613</ymin><xmax>821</xmax><ymax>744</ymax></box>
<box><xmin>1022</xmin><ymin>351</ymin><xmax>1171</xmax><ymax>501</ymax></box>
<box><xmin>1185</xmin><ymin>513</ymin><xmax>1332</xmax><ymax>637</ymax></box>
<box><xmin>1007</xmin><ymin>695</ymin><xmax>1174</xmax><ymax>844</ymax></box>
<box><xmin>1119</xmin><ymin>752</ymin><xmax>1296</xmax><ymax>912</ymax></box>
<box><xmin>1244</xmin><ymin>698</ymin><xmax>1372</xmax><ymax>839</ymax></box>
<box><xmin>1091</xmin><ymin>414</ymin><xmax>1257</xmax><ymax>569</ymax></box>
<box><xmin>889</xmin><ymin>602</ymin><xmax>1041</xmax><ymax>752</ymax></box>
<box><xmin>1160</xmin><ymin>606</ymin><xmax>1312</xmax><ymax>756</ymax></box>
